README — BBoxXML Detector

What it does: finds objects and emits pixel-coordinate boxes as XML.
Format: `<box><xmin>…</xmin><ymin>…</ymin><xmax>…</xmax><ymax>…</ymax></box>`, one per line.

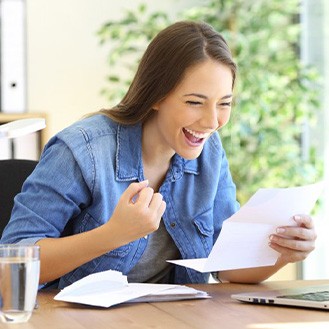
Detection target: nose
<box><xmin>200</xmin><ymin>104</ymin><xmax>219</xmax><ymax>130</ymax></box>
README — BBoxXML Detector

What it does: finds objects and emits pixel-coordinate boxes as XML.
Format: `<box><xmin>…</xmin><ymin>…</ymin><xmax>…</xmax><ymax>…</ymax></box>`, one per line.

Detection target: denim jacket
<box><xmin>1</xmin><ymin>114</ymin><xmax>239</xmax><ymax>288</ymax></box>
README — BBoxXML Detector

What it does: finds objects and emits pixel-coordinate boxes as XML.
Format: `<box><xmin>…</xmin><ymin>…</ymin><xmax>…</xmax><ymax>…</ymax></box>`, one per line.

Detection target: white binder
<box><xmin>0</xmin><ymin>0</ymin><xmax>26</xmax><ymax>113</ymax></box>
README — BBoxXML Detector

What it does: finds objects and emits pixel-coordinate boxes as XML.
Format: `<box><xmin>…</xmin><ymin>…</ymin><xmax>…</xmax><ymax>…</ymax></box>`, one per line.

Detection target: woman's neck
<box><xmin>141</xmin><ymin>116</ymin><xmax>174</xmax><ymax>191</ymax></box>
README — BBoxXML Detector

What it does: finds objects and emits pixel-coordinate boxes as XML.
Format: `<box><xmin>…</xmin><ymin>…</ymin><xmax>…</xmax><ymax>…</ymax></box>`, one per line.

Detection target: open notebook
<box><xmin>231</xmin><ymin>284</ymin><xmax>329</xmax><ymax>310</ymax></box>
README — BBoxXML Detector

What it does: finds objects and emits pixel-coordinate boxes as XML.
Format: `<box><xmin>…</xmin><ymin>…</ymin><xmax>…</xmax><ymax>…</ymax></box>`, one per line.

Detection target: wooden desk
<box><xmin>4</xmin><ymin>280</ymin><xmax>329</xmax><ymax>329</ymax></box>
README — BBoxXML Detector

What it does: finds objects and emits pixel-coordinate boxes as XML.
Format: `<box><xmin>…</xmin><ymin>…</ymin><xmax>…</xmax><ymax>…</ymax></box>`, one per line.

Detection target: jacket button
<box><xmin>170</xmin><ymin>222</ymin><xmax>176</xmax><ymax>228</ymax></box>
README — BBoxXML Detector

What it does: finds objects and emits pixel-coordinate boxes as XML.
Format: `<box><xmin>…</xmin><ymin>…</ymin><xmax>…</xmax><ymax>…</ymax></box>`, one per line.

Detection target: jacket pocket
<box><xmin>193</xmin><ymin>208</ymin><xmax>214</xmax><ymax>255</ymax></box>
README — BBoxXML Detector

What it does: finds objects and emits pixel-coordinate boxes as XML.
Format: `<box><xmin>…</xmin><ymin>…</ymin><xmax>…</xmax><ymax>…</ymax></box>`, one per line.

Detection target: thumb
<box><xmin>124</xmin><ymin>180</ymin><xmax>149</xmax><ymax>203</ymax></box>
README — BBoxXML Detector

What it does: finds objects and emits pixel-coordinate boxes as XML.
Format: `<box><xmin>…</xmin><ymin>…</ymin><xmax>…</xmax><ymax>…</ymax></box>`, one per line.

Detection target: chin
<box><xmin>178</xmin><ymin>149</ymin><xmax>203</xmax><ymax>161</ymax></box>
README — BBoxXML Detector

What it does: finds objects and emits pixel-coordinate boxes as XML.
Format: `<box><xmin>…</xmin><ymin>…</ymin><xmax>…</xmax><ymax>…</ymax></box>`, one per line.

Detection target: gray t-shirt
<box><xmin>127</xmin><ymin>220</ymin><xmax>180</xmax><ymax>283</ymax></box>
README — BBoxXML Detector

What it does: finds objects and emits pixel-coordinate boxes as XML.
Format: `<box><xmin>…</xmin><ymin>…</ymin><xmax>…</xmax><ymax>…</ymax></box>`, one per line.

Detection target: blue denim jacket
<box><xmin>1</xmin><ymin>114</ymin><xmax>239</xmax><ymax>288</ymax></box>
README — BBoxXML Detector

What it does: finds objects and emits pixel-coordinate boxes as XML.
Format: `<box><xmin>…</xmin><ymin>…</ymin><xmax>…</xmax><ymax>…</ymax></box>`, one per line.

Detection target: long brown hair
<box><xmin>100</xmin><ymin>21</ymin><xmax>237</xmax><ymax>125</ymax></box>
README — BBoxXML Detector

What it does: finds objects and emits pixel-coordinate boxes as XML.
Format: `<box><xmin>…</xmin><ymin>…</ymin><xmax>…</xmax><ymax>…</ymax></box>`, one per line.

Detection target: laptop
<box><xmin>231</xmin><ymin>284</ymin><xmax>329</xmax><ymax>310</ymax></box>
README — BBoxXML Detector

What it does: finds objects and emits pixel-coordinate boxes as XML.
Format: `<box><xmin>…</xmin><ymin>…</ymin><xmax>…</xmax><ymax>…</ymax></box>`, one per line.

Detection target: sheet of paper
<box><xmin>128</xmin><ymin>285</ymin><xmax>210</xmax><ymax>303</ymax></box>
<box><xmin>54</xmin><ymin>270</ymin><xmax>210</xmax><ymax>307</ymax></box>
<box><xmin>168</xmin><ymin>182</ymin><xmax>324</xmax><ymax>273</ymax></box>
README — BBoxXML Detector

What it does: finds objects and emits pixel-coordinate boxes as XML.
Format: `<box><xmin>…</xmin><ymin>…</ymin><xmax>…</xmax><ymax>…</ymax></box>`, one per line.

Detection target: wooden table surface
<box><xmin>1</xmin><ymin>280</ymin><xmax>329</xmax><ymax>329</ymax></box>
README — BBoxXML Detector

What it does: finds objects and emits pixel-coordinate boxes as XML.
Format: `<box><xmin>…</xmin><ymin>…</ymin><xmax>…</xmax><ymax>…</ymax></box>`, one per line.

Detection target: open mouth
<box><xmin>183</xmin><ymin>128</ymin><xmax>209</xmax><ymax>146</ymax></box>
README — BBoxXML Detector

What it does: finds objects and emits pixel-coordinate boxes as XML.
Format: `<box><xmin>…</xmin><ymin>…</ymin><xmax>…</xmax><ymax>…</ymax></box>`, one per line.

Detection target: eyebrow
<box><xmin>183</xmin><ymin>93</ymin><xmax>233</xmax><ymax>100</ymax></box>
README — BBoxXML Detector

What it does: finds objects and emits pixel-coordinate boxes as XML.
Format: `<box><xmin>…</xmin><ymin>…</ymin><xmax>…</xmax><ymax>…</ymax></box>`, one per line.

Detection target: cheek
<box><xmin>217</xmin><ymin>111</ymin><xmax>231</xmax><ymax>129</ymax></box>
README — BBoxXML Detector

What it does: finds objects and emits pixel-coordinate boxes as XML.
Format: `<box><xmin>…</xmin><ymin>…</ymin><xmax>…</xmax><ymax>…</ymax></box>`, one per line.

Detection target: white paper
<box><xmin>54</xmin><ymin>270</ymin><xmax>210</xmax><ymax>307</ymax></box>
<box><xmin>168</xmin><ymin>182</ymin><xmax>324</xmax><ymax>273</ymax></box>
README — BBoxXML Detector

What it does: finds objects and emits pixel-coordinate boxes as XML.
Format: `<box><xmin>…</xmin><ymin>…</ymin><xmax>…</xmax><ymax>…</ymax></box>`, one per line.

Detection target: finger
<box><xmin>275</xmin><ymin>226</ymin><xmax>317</xmax><ymax>241</ymax></box>
<box><xmin>269</xmin><ymin>242</ymin><xmax>308</xmax><ymax>262</ymax></box>
<box><xmin>269</xmin><ymin>234</ymin><xmax>315</xmax><ymax>252</ymax></box>
<box><xmin>293</xmin><ymin>214</ymin><xmax>314</xmax><ymax>229</ymax></box>
<box><xmin>123</xmin><ymin>180</ymin><xmax>149</xmax><ymax>203</ymax></box>
<box><xmin>148</xmin><ymin>192</ymin><xmax>166</xmax><ymax>213</ymax></box>
<box><xmin>158</xmin><ymin>200</ymin><xmax>166</xmax><ymax>217</ymax></box>
<box><xmin>136</xmin><ymin>186</ymin><xmax>155</xmax><ymax>206</ymax></box>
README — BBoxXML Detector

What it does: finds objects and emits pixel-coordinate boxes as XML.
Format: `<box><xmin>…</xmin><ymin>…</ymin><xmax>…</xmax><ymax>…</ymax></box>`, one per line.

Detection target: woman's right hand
<box><xmin>107</xmin><ymin>180</ymin><xmax>166</xmax><ymax>244</ymax></box>
<box><xmin>36</xmin><ymin>181</ymin><xmax>166</xmax><ymax>284</ymax></box>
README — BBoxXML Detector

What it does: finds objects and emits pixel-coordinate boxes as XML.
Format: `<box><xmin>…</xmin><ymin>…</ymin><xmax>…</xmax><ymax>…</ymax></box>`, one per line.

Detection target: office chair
<box><xmin>0</xmin><ymin>159</ymin><xmax>38</xmax><ymax>238</ymax></box>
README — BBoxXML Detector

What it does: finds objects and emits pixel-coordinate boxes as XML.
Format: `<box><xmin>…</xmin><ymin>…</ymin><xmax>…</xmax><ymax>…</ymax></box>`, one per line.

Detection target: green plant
<box><xmin>97</xmin><ymin>0</ymin><xmax>322</xmax><ymax>204</ymax></box>
<box><xmin>97</xmin><ymin>4</ymin><xmax>171</xmax><ymax>104</ymax></box>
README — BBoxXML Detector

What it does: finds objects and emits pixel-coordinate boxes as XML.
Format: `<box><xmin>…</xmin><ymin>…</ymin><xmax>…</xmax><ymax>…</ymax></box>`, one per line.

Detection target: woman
<box><xmin>1</xmin><ymin>21</ymin><xmax>316</xmax><ymax>288</ymax></box>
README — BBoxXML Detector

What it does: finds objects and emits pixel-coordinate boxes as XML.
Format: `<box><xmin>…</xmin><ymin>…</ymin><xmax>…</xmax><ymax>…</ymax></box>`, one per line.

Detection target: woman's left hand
<box><xmin>269</xmin><ymin>214</ymin><xmax>317</xmax><ymax>265</ymax></box>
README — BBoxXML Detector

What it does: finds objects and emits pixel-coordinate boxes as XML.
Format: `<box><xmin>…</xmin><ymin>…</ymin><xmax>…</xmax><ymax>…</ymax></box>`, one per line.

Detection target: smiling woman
<box><xmin>0</xmin><ymin>21</ymin><xmax>318</xmax><ymax>290</ymax></box>
<box><xmin>146</xmin><ymin>59</ymin><xmax>233</xmax><ymax>161</ymax></box>
<box><xmin>97</xmin><ymin>1</ymin><xmax>323</xmax><ymax>210</ymax></box>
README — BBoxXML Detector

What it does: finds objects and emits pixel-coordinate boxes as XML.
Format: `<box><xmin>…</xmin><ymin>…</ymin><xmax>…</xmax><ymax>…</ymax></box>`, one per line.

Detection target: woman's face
<box><xmin>152</xmin><ymin>59</ymin><xmax>233</xmax><ymax>160</ymax></box>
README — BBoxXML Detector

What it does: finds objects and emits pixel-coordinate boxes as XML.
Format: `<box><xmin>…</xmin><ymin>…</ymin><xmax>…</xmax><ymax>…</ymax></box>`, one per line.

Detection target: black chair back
<box><xmin>0</xmin><ymin>159</ymin><xmax>38</xmax><ymax>238</ymax></box>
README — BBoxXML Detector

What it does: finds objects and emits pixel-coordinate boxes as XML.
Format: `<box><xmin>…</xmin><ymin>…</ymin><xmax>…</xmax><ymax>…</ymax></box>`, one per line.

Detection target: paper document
<box><xmin>168</xmin><ymin>182</ymin><xmax>324</xmax><ymax>273</ymax></box>
<box><xmin>54</xmin><ymin>270</ymin><xmax>210</xmax><ymax>307</ymax></box>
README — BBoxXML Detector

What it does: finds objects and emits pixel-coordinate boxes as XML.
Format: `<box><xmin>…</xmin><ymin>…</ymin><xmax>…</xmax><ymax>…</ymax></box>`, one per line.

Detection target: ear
<box><xmin>152</xmin><ymin>103</ymin><xmax>160</xmax><ymax>111</ymax></box>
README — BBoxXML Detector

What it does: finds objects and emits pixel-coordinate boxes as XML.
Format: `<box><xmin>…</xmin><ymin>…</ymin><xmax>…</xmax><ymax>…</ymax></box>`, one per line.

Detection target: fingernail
<box><xmin>294</xmin><ymin>215</ymin><xmax>302</xmax><ymax>222</ymax></box>
<box><xmin>276</xmin><ymin>227</ymin><xmax>285</xmax><ymax>234</ymax></box>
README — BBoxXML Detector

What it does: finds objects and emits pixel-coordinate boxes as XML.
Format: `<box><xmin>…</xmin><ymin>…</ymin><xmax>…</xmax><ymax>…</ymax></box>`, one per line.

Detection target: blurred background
<box><xmin>0</xmin><ymin>0</ymin><xmax>328</xmax><ymax>281</ymax></box>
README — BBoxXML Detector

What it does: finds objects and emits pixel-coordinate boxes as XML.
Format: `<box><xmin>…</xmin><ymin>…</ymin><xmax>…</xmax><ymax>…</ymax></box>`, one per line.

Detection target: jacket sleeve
<box><xmin>0</xmin><ymin>136</ymin><xmax>92</xmax><ymax>245</ymax></box>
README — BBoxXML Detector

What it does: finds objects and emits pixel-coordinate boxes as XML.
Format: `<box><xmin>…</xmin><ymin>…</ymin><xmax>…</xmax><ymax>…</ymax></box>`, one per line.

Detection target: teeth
<box><xmin>184</xmin><ymin>128</ymin><xmax>209</xmax><ymax>139</ymax></box>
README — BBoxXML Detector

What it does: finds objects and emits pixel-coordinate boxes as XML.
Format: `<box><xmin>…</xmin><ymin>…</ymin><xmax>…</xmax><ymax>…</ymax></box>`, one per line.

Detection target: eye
<box><xmin>186</xmin><ymin>101</ymin><xmax>202</xmax><ymax>106</ymax></box>
<box><xmin>219</xmin><ymin>102</ymin><xmax>232</xmax><ymax>107</ymax></box>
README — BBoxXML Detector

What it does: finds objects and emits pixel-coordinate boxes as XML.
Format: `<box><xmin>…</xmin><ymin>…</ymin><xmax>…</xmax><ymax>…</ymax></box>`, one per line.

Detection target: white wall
<box><xmin>26</xmin><ymin>0</ymin><xmax>202</xmax><ymax>142</ymax></box>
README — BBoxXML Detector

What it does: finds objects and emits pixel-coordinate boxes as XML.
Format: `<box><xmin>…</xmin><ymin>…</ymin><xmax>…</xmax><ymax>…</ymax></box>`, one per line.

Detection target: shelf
<box><xmin>0</xmin><ymin>112</ymin><xmax>47</xmax><ymax>148</ymax></box>
<box><xmin>0</xmin><ymin>112</ymin><xmax>48</xmax><ymax>160</ymax></box>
